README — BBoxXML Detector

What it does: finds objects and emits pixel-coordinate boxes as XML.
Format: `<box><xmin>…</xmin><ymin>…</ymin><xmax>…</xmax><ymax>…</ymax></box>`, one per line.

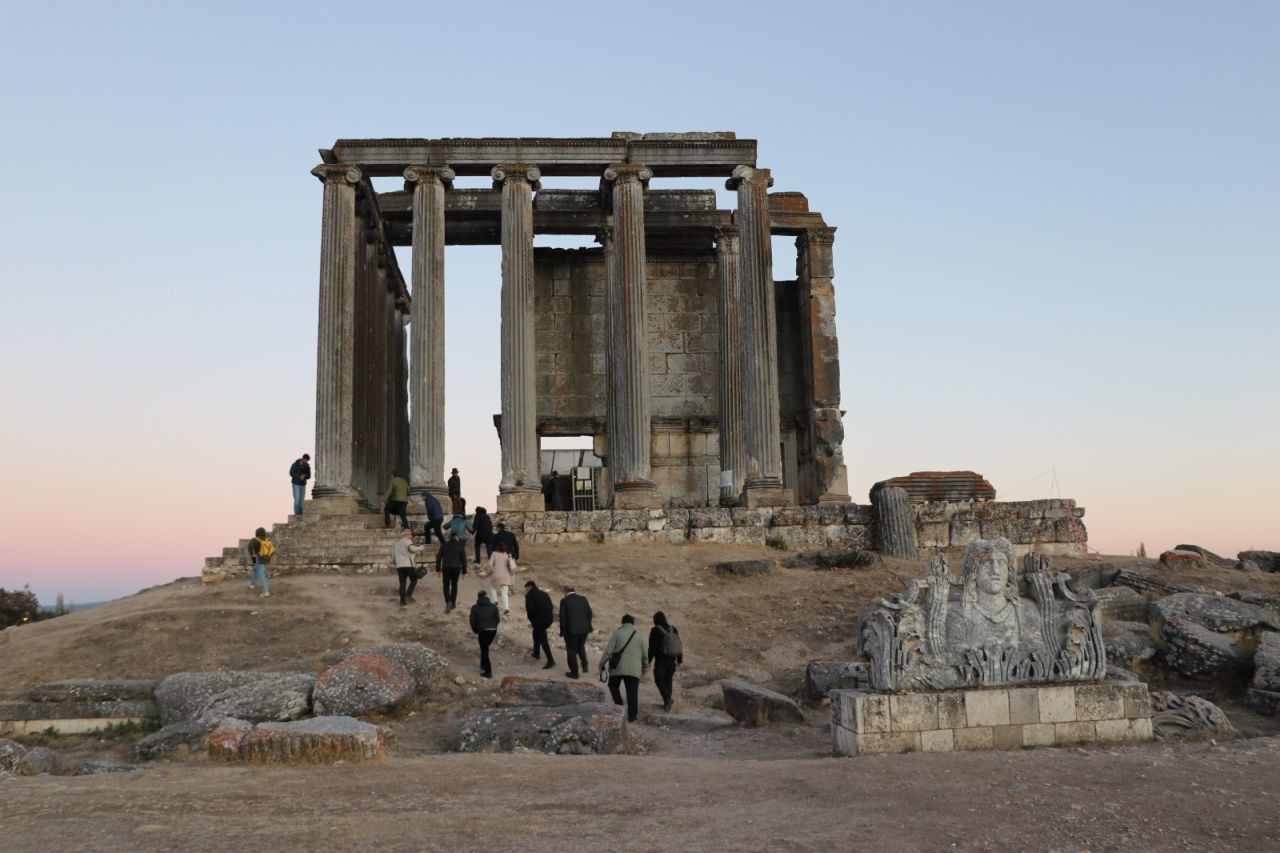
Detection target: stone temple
<box><xmin>306</xmin><ymin>132</ymin><xmax>846</xmax><ymax>514</ymax></box>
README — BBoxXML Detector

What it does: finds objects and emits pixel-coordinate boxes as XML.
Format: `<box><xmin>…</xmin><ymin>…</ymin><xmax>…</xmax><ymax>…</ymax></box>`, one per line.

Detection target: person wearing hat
<box><xmin>468</xmin><ymin>590</ymin><xmax>501</xmax><ymax>678</ymax></box>
<box><xmin>447</xmin><ymin>467</ymin><xmax>462</xmax><ymax>515</ymax></box>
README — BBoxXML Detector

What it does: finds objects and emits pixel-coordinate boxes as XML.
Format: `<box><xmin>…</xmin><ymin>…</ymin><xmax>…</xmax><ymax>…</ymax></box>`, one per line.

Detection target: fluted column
<box><xmin>310</xmin><ymin>164</ymin><xmax>362</xmax><ymax>504</ymax></box>
<box><xmin>602</xmin><ymin>164</ymin><xmax>659</xmax><ymax>509</ymax></box>
<box><xmin>727</xmin><ymin>165</ymin><xmax>788</xmax><ymax>506</ymax></box>
<box><xmin>715</xmin><ymin>227</ymin><xmax>747</xmax><ymax>505</ymax></box>
<box><xmin>394</xmin><ymin>301</ymin><xmax>411</xmax><ymax>476</ymax></box>
<box><xmin>404</xmin><ymin>165</ymin><xmax>454</xmax><ymax>499</ymax></box>
<box><xmin>493</xmin><ymin>164</ymin><xmax>543</xmax><ymax>512</ymax></box>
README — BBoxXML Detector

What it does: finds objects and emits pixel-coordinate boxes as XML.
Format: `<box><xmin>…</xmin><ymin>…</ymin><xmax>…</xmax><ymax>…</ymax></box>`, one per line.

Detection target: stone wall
<box><xmin>909</xmin><ymin>498</ymin><xmax>1086</xmax><ymax>556</ymax></box>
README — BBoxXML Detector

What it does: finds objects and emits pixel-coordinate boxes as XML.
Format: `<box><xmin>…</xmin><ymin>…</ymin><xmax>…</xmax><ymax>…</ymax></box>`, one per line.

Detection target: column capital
<box><xmin>594</xmin><ymin>226</ymin><xmax>614</xmax><ymax>248</ymax></box>
<box><xmin>725</xmin><ymin>165</ymin><xmax>773</xmax><ymax>191</ymax></box>
<box><xmin>800</xmin><ymin>225</ymin><xmax>837</xmax><ymax>246</ymax></box>
<box><xmin>714</xmin><ymin>226</ymin><xmax>740</xmax><ymax>250</ymax></box>
<box><xmin>602</xmin><ymin>163</ymin><xmax>653</xmax><ymax>186</ymax></box>
<box><xmin>491</xmin><ymin>163</ymin><xmax>541</xmax><ymax>189</ymax></box>
<box><xmin>403</xmin><ymin>165</ymin><xmax>456</xmax><ymax>189</ymax></box>
<box><xmin>312</xmin><ymin>164</ymin><xmax>363</xmax><ymax>185</ymax></box>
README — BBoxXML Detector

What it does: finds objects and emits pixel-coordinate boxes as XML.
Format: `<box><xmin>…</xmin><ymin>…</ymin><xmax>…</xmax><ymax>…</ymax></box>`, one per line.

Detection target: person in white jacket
<box><xmin>487</xmin><ymin>540</ymin><xmax>517</xmax><ymax>616</ymax></box>
<box><xmin>393</xmin><ymin>529</ymin><xmax>424</xmax><ymax>607</ymax></box>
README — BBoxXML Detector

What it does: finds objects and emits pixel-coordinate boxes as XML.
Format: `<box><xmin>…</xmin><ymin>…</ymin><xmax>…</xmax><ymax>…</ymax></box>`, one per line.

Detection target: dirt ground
<box><xmin>4</xmin><ymin>543</ymin><xmax>1280</xmax><ymax>850</ymax></box>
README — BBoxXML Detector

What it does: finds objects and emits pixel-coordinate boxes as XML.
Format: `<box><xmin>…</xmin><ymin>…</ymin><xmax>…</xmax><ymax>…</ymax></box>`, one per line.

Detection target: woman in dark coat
<box><xmin>648</xmin><ymin>611</ymin><xmax>683</xmax><ymax>712</ymax></box>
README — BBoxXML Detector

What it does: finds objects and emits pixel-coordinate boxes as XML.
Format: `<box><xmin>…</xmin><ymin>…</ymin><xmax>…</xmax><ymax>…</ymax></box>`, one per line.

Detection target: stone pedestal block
<box><xmin>496</xmin><ymin>490</ymin><xmax>545</xmax><ymax>513</ymax></box>
<box><xmin>612</xmin><ymin>483</ymin><xmax>662</xmax><ymax>509</ymax></box>
<box><xmin>743</xmin><ymin>484</ymin><xmax>791</xmax><ymax>508</ymax></box>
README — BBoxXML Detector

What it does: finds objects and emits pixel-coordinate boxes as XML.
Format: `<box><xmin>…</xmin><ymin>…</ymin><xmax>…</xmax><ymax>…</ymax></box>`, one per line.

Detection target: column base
<box><xmin>304</xmin><ymin>495</ymin><xmax>363</xmax><ymax>515</ymax></box>
<box><xmin>817</xmin><ymin>465</ymin><xmax>851</xmax><ymax>505</ymax></box>
<box><xmin>612</xmin><ymin>480</ymin><xmax>662</xmax><ymax>510</ymax></box>
<box><xmin>743</xmin><ymin>479</ymin><xmax>792</xmax><ymax>508</ymax></box>
<box><xmin>496</xmin><ymin>489</ymin><xmax>544</xmax><ymax>513</ymax></box>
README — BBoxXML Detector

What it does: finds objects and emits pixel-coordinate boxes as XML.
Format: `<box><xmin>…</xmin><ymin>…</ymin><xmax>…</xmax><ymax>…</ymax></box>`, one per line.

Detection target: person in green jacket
<box><xmin>383</xmin><ymin>470</ymin><xmax>411</xmax><ymax>530</ymax></box>
<box><xmin>599</xmin><ymin>614</ymin><xmax>647</xmax><ymax>722</ymax></box>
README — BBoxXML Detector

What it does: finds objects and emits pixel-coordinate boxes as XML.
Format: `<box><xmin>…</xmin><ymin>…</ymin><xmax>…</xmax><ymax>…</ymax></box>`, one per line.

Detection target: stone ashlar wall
<box><xmin>910</xmin><ymin>498</ymin><xmax>1086</xmax><ymax>556</ymax></box>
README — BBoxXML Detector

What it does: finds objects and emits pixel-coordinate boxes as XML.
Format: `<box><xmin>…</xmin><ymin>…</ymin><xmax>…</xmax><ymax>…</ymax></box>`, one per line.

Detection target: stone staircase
<box><xmin>202</xmin><ymin>510</ymin><xmax>412</xmax><ymax>584</ymax></box>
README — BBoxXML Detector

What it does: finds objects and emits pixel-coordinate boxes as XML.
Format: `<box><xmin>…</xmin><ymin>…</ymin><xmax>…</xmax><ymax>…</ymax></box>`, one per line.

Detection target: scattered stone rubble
<box><xmin>1148</xmin><ymin>593</ymin><xmax>1280</xmax><ymax>679</ymax></box>
<box><xmin>456</xmin><ymin>703</ymin><xmax>629</xmax><ymax>755</ymax></box>
<box><xmin>208</xmin><ymin>716</ymin><xmax>393</xmax><ymax>763</ymax></box>
<box><xmin>497</xmin><ymin>675</ymin><xmax>608</xmax><ymax>706</ymax></box>
<box><xmin>1149</xmin><ymin>691</ymin><xmax>1235</xmax><ymax>739</ymax></box>
<box><xmin>312</xmin><ymin>653</ymin><xmax>414</xmax><ymax>716</ymax></box>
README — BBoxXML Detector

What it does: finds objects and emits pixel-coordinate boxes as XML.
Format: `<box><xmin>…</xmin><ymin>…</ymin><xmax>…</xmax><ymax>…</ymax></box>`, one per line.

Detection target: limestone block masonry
<box><xmin>830</xmin><ymin>683</ymin><xmax>1154</xmax><ymax>756</ymax></box>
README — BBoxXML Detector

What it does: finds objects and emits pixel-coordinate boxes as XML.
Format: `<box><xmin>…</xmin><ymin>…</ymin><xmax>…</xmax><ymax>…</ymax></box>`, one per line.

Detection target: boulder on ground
<box><xmin>18</xmin><ymin>746</ymin><xmax>61</xmax><ymax>776</ymax></box>
<box><xmin>456</xmin><ymin>703</ymin><xmax>628</xmax><ymax>755</ymax></box>
<box><xmin>1149</xmin><ymin>690</ymin><xmax>1234</xmax><ymax>739</ymax></box>
<box><xmin>1094</xmin><ymin>586</ymin><xmax>1149</xmax><ymax>622</ymax></box>
<box><xmin>1251</xmin><ymin>632</ymin><xmax>1280</xmax><ymax>692</ymax></box>
<box><xmin>721</xmin><ymin>680</ymin><xmax>805</xmax><ymax>726</ymax></box>
<box><xmin>344</xmin><ymin>643</ymin><xmax>449</xmax><ymax>692</ymax></box>
<box><xmin>1235</xmin><ymin>560</ymin><xmax>1263</xmax><ymax>573</ymax></box>
<box><xmin>804</xmin><ymin>661</ymin><xmax>869</xmax><ymax>702</ymax></box>
<box><xmin>1159</xmin><ymin>550</ymin><xmax>1206</xmax><ymax>570</ymax></box>
<box><xmin>28</xmin><ymin>680</ymin><xmax>158</xmax><ymax>703</ymax></box>
<box><xmin>1246</xmin><ymin>689</ymin><xmax>1280</xmax><ymax>716</ymax></box>
<box><xmin>714</xmin><ymin>559</ymin><xmax>773</xmax><ymax>577</ymax></box>
<box><xmin>154</xmin><ymin>672</ymin><xmax>315</xmax><ymax>726</ymax></box>
<box><xmin>1149</xmin><ymin>594</ymin><xmax>1280</xmax><ymax>679</ymax></box>
<box><xmin>0</xmin><ymin>737</ymin><xmax>25</xmax><ymax>774</ymax></box>
<box><xmin>1172</xmin><ymin>545</ymin><xmax>1234</xmax><ymax>569</ymax></box>
<box><xmin>208</xmin><ymin>716</ymin><xmax>394</xmax><ymax>763</ymax></box>
<box><xmin>1238</xmin><ymin>550</ymin><xmax>1280</xmax><ymax>573</ymax></box>
<box><xmin>135</xmin><ymin>720</ymin><xmax>215</xmax><ymax>760</ymax></box>
<box><xmin>313</xmin><ymin>653</ymin><xmax>414</xmax><ymax>716</ymax></box>
<box><xmin>498</xmin><ymin>675</ymin><xmax>608</xmax><ymax>706</ymax></box>
<box><xmin>1102</xmin><ymin>621</ymin><xmax>1157</xmax><ymax>671</ymax></box>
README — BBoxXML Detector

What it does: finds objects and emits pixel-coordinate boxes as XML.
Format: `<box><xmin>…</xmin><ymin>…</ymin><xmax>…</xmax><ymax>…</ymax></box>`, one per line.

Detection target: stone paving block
<box><xmin>1008</xmin><ymin>688</ymin><xmax>1040</xmax><ymax>725</ymax></box>
<box><xmin>920</xmin><ymin>729</ymin><xmax>954</xmax><ymax>753</ymax></box>
<box><xmin>1023</xmin><ymin>723</ymin><xmax>1056</xmax><ymax>746</ymax></box>
<box><xmin>1075</xmin><ymin>684</ymin><xmax>1125</xmax><ymax>721</ymax></box>
<box><xmin>1038</xmin><ymin>686</ymin><xmax>1077</xmax><ymax>723</ymax></box>
<box><xmin>992</xmin><ymin>725</ymin><xmax>1024</xmax><ymax>750</ymax></box>
<box><xmin>937</xmin><ymin>693</ymin><xmax>966</xmax><ymax>728</ymax></box>
<box><xmin>855</xmin><ymin>693</ymin><xmax>891</xmax><ymax>734</ymax></box>
<box><xmin>964</xmin><ymin>690</ymin><xmax>1010</xmax><ymax>727</ymax></box>
<box><xmin>889</xmin><ymin>693</ymin><xmax>939</xmax><ymax>731</ymax></box>
<box><xmin>858</xmin><ymin>731</ymin><xmax>920</xmax><ymax>754</ymax></box>
<box><xmin>1119</xmin><ymin>683</ymin><xmax>1152</xmax><ymax>719</ymax></box>
<box><xmin>1054</xmin><ymin>721</ymin><xmax>1096</xmax><ymax>744</ymax></box>
<box><xmin>953</xmin><ymin>727</ymin><xmax>994</xmax><ymax>751</ymax></box>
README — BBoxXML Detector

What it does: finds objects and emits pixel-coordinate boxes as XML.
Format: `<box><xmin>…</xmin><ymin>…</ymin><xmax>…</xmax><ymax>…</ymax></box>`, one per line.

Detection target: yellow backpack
<box><xmin>257</xmin><ymin>538</ymin><xmax>276</xmax><ymax>560</ymax></box>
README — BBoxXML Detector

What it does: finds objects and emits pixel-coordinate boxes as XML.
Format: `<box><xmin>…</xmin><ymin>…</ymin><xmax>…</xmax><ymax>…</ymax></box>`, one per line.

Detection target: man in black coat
<box><xmin>523</xmin><ymin>581</ymin><xmax>556</xmax><ymax>670</ymax></box>
<box><xmin>468</xmin><ymin>591</ymin><xmax>500</xmax><ymax>678</ymax></box>
<box><xmin>435</xmin><ymin>532</ymin><xmax>468</xmax><ymax>612</ymax></box>
<box><xmin>493</xmin><ymin>522</ymin><xmax>520</xmax><ymax>560</ymax></box>
<box><xmin>558</xmin><ymin>585</ymin><xmax>592</xmax><ymax>679</ymax></box>
<box><xmin>447</xmin><ymin>468</ymin><xmax>462</xmax><ymax>514</ymax></box>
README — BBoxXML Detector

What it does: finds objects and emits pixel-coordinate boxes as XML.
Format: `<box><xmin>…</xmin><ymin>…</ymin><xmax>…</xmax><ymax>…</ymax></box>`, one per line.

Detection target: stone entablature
<box><xmin>830</xmin><ymin>683</ymin><xmax>1154</xmax><ymax>756</ymax></box>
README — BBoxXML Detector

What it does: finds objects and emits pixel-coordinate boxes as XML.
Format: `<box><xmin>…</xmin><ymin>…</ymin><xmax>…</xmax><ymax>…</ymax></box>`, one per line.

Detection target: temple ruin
<box><xmin>306</xmin><ymin>132</ymin><xmax>847</xmax><ymax>513</ymax></box>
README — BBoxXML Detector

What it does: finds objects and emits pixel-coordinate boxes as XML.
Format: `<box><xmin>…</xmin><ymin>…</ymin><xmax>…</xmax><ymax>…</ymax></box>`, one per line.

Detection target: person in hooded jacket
<box><xmin>472</xmin><ymin>506</ymin><xmax>495</xmax><ymax>565</ymax></box>
<box><xmin>648</xmin><ymin>611</ymin><xmax>684</xmax><ymax>712</ymax></box>
<box><xmin>599</xmin><ymin>614</ymin><xmax>647</xmax><ymax>722</ymax></box>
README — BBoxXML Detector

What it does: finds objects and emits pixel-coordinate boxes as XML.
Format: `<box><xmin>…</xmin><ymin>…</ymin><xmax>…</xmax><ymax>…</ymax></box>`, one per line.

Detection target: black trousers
<box><xmin>425</xmin><ymin>519</ymin><xmax>445</xmax><ymax>544</ymax></box>
<box><xmin>397</xmin><ymin>567</ymin><xmax>418</xmax><ymax>604</ymax></box>
<box><xmin>474</xmin><ymin>536</ymin><xmax>493</xmax><ymax>564</ymax></box>
<box><xmin>440</xmin><ymin>567</ymin><xmax>460</xmax><ymax>606</ymax></box>
<box><xmin>477</xmin><ymin>629</ymin><xmax>496</xmax><ymax>676</ymax></box>
<box><xmin>608</xmin><ymin>675</ymin><xmax>640</xmax><ymax>722</ymax></box>
<box><xmin>564</xmin><ymin>633</ymin><xmax>589</xmax><ymax>675</ymax></box>
<box><xmin>384</xmin><ymin>501</ymin><xmax>409</xmax><ymax>528</ymax></box>
<box><xmin>654</xmin><ymin>657</ymin><xmax>676</xmax><ymax>706</ymax></box>
<box><xmin>531</xmin><ymin>626</ymin><xmax>554</xmax><ymax>662</ymax></box>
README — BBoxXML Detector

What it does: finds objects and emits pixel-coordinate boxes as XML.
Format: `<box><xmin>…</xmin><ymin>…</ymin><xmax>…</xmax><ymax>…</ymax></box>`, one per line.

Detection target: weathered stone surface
<box><xmin>1251</xmin><ymin>632</ymin><xmax>1280</xmax><ymax>692</ymax></box>
<box><xmin>1246</xmin><ymin>688</ymin><xmax>1280</xmax><ymax>716</ymax></box>
<box><xmin>154</xmin><ymin>671</ymin><xmax>315</xmax><ymax>726</ymax></box>
<box><xmin>860</xmin><ymin>544</ymin><xmax>1105</xmax><ymax>691</ymax></box>
<box><xmin>1106</xmin><ymin>664</ymin><xmax>1143</xmax><ymax>683</ymax></box>
<box><xmin>0</xmin><ymin>699</ymin><xmax>158</xmax><ymax>722</ymax></box>
<box><xmin>313</xmin><ymin>653</ymin><xmax>414</xmax><ymax>716</ymax></box>
<box><xmin>208</xmin><ymin>716</ymin><xmax>393</xmax><ymax>763</ymax></box>
<box><xmin>1159</xmin><ymin>549</ymin><xmax>1207</xmax><ymax>569</ymax></box>
<box><xmin>1103</xmin><ymin>620</ymin><xmax>1157</xmax><ymax>670</ymax></box>
<box><xmin>1238</xmin><ymin>550</ymin><xmax>1280</xmax><ymax>573</ymax></box>
<box><xmin>0</xmin><ymin>737</ymin><xmax>25</xmax><ymax>774</ymax></box>
<box><xmin>498</xmin><ymin>676</ymin><xmax>608</xmax><ymax>706</ymax></box>
<box><xmin>714</xmin><ymin>559</ymin><xmax>772</xmax><ymax>577</ymax></box>
<box><xmin>721</xmin><ymin>681</ymin><xmax>805</xmax><ymax>726</ymax></box>
<box><xmin>344</xmin><ymin>643</ymin><xmax>449</xmax><ymax>692</ymax></box>
<box><xmin>1173</xmin><ymin>544</ymin><xmax>1234</xmax><ymax>569</ymax></box>
<box><xmin>870</xmin><ymin>485</ymin><xmax>917</xmax><ymax>558</ymax></box>
<box><xmin>75</xmin><ymin>760</ymin><xmax>139</xmax><ymax>775</ymax></box>
<box><xmin>135</xmin><ymin>721</ymin><xmax>214</xmax><ymax>760</ymax></box>
<box><xmin>1094</xmin><ymin>586</ymin><xmax>1149</xmax><ymax>622</ymax></box>
<box><xmin>456</xmin><ymin>703</ymin><xmax>628</xmax><ymax>754</ymax></box>
<box><xmin>872</xmin><ymin>471</ymin><xmax>996</xmax><ymax>504</ymax></box>
<box><xmin>28</xmin><ymin>679</ymin><xmax>157</xmax><ymax>703</ymax></box>
<box><xmin>1149</xmin><ymin>691</ymin><xmax>1234</xmax><ymax>739</ymax></box>
<box><xmin>18</xmin><ymin>746</ymin><xmax>61</xmax><ymax>776</ymax></box>
<box><xmin>804</xmin><ymin>661</ymin><xmax>869</xmax><ymax>701</ymax></box>
<box><xmin>1149</xmin><ymin>594</ymin><xmax>1280</xmax><ymax>678</ymax></box>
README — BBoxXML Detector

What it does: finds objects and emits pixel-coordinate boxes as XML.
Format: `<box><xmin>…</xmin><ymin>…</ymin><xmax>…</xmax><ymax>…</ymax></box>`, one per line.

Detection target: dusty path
<box><xmin>4</xmin><ymin>735</ymin><xmax>1279</xmax><ymax>851</ymax></box>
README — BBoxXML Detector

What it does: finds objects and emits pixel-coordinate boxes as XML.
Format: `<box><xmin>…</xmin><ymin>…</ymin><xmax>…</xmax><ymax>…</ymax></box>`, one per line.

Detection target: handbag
<box><xmin>607</xmin><ymin>628</ymin><xmax>636</xmax><ymax>672</ymax></box>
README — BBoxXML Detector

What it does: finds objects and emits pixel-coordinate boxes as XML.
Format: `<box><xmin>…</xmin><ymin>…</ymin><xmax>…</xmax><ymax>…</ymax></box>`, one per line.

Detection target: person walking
<box><xmin>648</xmin><ymin>611</ymin><xmax>684</xmax><ymax>712</ymax></box>
<box><xmin>448</xmin><ymin>510</ymin><xmax>474</xmax><ymax>543</ymax></box>
<box><xmin>600</xmin><ymin>614</ymin><xmax>647</xmax><ymax>723</ymax></box>
<box><xmin>468</xmin><ymin>590</ymin><xmax>500</xmax><ymax>678</ymax></box>
<box><xmin>393</xmin><ymin>529</ymin><xmax>424</xmax><ymax>607</ymax></box>
<box><xmin>289</xmin><ymin>454</ymin><xmax>310</xmax><ymax>515</ymax></box>
<box><xmin>247</xmin><ymin>527</ymin><xmax>275</xmax><ymax>598</ymax></box>
<box><xmin>423</xmin><ymin>492</ymin><xmax>446</xmax><ymax>544</ymax></box>
<box><xmin>448</xmin><ymin>467</ymin><xmax>462</xmax><ymax>514</ymax></box>
<box><xmin>435</xmin><ymin>532</ymin><xmax>468</xmax><ymax>612</ymax></box>
<box><xmin>472</xmin><ymin>506</ymin><xmax>495</xmax><ymax>565</ymax></box>
<box><xmin>487</xmin><ymin>540</ymin><xmax>516</xmax><ymax>616</ymax></box>
<box><xmin>494</xmin><ymin>522</ymin><xmax>520</xmax><ymax>560</ymax></box>
<box><xmin>523</xmin><ymin>581</ymin><xmax>555</xmax><ymax>670</ymax></box>
<box><xmin>558</xmin><ymin>585</ymin><xmax>592</xmax><ymax>679</ymax></box>
<box><xmin>383</xmin><ymin>470</ymin><xmax>411</xmax><ymax>529</ymax></box>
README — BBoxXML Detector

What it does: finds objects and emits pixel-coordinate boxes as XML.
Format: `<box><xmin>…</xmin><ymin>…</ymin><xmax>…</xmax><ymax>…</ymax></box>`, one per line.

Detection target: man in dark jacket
<box><xmin>523</xmin><ymin>581</ymin><xmax>555</xmax><ymax>670</ymax></box>
<box><xmin>494</xmin><ymin>523</ymin><xmax>519</xmax><ymax>560</ymax></box>
<box><xmin>558</xmin><ymin>585</ymin><xmax>593</xmax><ymax>679</ymax></box>
<box><xmin>447</xmin><ymin>468</ymin><xmax>462</xmax><ymax>514</ymax></box>
<box><xmin>472</xmin><ymin>507</ymin><xmax>495</xmax><ymax>565</ymax></box>
<box><xmin>468</xmin><ymin>591</ymin><xmax>500</xmax><ymax>678</ymax></box>
<box><xmin>435</xmin><ymin>533</ymin><xmax>468</xmax><ymax>612</ymax></box>
<box><xmin>423</xmin><ymin>493</ymin><xmax>446</xmax><ymax>544</ymax></box>
<box><xmin>289</xmin><ymin>454</ymin><xmax>310</xmax><ymax>516</ymax></box>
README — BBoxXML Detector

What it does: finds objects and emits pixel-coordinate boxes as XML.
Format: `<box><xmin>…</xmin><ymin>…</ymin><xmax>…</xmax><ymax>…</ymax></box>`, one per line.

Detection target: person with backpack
<box><xmin>247</xmin><ymin>527</ymin><xmax>275</xmax><ymax>598</ymax></box>
<box><xmin>468</xmin><ymin>590</ymin><xmax>501</xmax><ymax>678</ymax></box>
<box><xmin>522</xmin><ymin>580</ymin><xmax>555</xmax><ymax>670</ymax></box>
<box><xmin>435</xmin><ymin>531</ymin><xmax>468</xmax><ymax>612</ymax></box>
<box><xmin>648</xmin><ymin>611</ymin><xmax>684</xmax><ymax>712</ymax></box>
<box><xmin>382</xmin><ymin>470</ymin><xmax>411</xmax><ymax>530</ymax></box>
<box><xmin>393</xmin><ymin>529</ymin><xmax>425</xmax><ymax>607</ymax></box>
<box><xmin>423</xmin><ymin>492</ymin><xmax>446</xmax><ymax>544</ymax></box>
<box><xmin>472</xmin><ymin>506</ymin><xmax>495</xmax><ymax>565</ymax></box>
<box><xmin>289</xmin><ymin>454</ymin><xmax>310</xmax><ymax>515</ymax></box>
<box><xmin>599</xmin><ymin>614</ymin><xmax>647</xmax><ymax>722</ymax></box>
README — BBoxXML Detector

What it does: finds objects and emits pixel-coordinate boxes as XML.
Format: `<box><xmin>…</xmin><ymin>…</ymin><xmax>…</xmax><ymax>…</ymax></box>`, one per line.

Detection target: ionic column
<box><xmin>493</xmin><ymin>164</ymin><xmax>543</xmax><ymax>512</ymax></box>
<box><xmin>404</xmin><ymin>165</ymin><xmax>454</xmax><ymax>500</ymax></box>
<box><xmin>715</xmin><ymin>227</ymin><xmax>747</xmax><ymax>505</ymax></box>
<box><xmin>727</xmin><ymin>165</ymin><xmax>787</xmax><ymax>505</ymax></box>
<box><xmin>602</xmin><ymin>164</ymin><xmax>659</xmax><ymax>508</ymax></box>
<box><xmin>309</xmin><ymin>164</ymin><xmax>362</xmax><ymax>504</ymax></box>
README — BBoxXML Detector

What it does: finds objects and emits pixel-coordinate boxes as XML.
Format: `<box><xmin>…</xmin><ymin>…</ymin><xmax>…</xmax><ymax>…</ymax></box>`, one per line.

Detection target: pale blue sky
<box><xmin>1</xmin><ymin>1</ymin><xmax>1276</xmax><ymax>602</ymax></box>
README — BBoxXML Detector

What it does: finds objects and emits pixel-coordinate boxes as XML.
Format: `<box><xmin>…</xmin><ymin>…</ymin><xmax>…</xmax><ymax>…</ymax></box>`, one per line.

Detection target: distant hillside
<box><xmin>37</xmin><ymin>600</ymin><xmax>110</xmax><ymax>614</ymax></box>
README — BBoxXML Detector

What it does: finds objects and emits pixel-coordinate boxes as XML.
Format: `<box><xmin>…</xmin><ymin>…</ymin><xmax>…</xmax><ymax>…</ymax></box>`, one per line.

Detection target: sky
<box><xmin>0</xmin><ymin>1</ymin><xmax>1276</xmax><ymax>603</ymax></box>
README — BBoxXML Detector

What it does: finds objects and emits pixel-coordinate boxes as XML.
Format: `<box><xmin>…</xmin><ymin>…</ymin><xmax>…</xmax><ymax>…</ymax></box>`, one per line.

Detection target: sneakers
<box><xmin>247</xmin><ymin>583</ymin><xmax>255</xmax><ymax>590</ymax></box>
<box><xmin>260</xmin><ymin>592</ymin><xmax>270</xmax><ymax>598</ymax></box>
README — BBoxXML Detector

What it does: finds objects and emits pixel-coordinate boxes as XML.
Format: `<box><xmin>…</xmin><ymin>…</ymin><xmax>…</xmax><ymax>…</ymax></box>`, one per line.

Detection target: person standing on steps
<box><xmin>423</xmin><ymin>492</ymin><xmax>446</xmax><ymax>544</ymax></box>
<box><xmin>472</xmin><ymin>506</ymin><xmax>495</xmax><ymax>565</ymax></box>
<box><xmin>648</xmin><ymin>611</ymin><xmax>683</xmax><ymax>712</ymax></box>
<box><xmin>523</xmin><ymin>580</ymin><xmax>555</xmax><ymax>670</ymax></box>
<box><xmin>487</xmin><ymin>539</ymin><xmax>516</xmax><ymax>615</ymax></box>
<box><xmin>289</xmin><ymin>453</ymin><xmax>310</xmax><ymax>516</ymax></box>
<box><xmin>393</xmin><ymin>529</ymin><xmax>424</xmax><ymax>607</ymax></box>
<box><xmin>599</xmin><ymin>614</ymin><xmax>647</xmax><ymax>723</ymax></box>
<box><xmin>447</xmin><ymin>467</ymin><xmax>462</xmax><ymax>514</ymax></box>
<box><xmin>468</xmin><ymin>590</ymin><xmax>500</xmax><ymax>678</ymax></box>
<box><xmin>558</xmin><ymin>585</ymin><xmax>593</xmax><ymax>679</ymax></box>
<box><xmin>247</xmin><ymin>527</ymin><xmax>275</xmax><ymax>598</ymax></box>
<box><xmin>435</xmin><ymin>531</ymin><xmax>468</xmax><ymax>612</ymax></box>
<box><xmin>383</xmin><ymin>470</ymin><xmax>411</xmax><ymax>529</ymax></box>
<box><xmin>494</xmin><ymin>522</ymin><xmax>520</xmax><ymax>561</ymax></box>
